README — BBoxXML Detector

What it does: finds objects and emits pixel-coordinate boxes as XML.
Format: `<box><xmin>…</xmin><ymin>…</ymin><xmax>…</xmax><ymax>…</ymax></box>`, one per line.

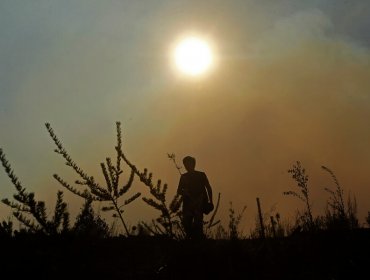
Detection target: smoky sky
<box><xmin>1</xmin><ymin>0</ymin><xmax>370</xmax><ymax>230</ymax></box>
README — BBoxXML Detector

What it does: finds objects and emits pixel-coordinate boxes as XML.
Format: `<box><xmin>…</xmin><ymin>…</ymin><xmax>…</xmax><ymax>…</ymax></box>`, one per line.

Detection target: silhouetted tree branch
<box><xmin>284</xmin><ymin>161</ymin><xmax>314</xmax><ymax>231</ymax></box>
<box><xmin>0</xmin><ymin>148</ymin><xmax>70</xmax><ymax>235</ymax></box>
<box><xmin>117</xmin><ymin>138</ymin><xmax>182</xmax><ymax>238</ymax></box>
<box><xmin>45</xmin><ymin>122</ymin><xmax>140</xmax><ymax>236</ymax></box>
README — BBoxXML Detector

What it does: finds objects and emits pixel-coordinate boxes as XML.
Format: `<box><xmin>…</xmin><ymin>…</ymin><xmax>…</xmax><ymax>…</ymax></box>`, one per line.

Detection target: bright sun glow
<box><xmin>174</xmin><ymin>37</ymin><xmax>213</xmax><ymax>76</ymax></box>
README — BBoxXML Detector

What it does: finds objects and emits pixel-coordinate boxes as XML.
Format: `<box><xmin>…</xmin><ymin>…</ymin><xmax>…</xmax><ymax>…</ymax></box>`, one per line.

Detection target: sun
<box><xmin>173</xmin><ymin>37</ymin><xmax>213</xmax><ymax>76</ymax></box>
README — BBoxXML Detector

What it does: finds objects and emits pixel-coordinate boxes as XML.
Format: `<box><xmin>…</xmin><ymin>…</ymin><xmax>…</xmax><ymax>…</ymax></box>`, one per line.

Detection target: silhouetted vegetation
<box><xmin>117</xmin><ymin>143</ymin><xmax>183</xmax><ymax>238</ymax></box>
<box><xmin>227</xmin><ymin>202</ymin><xmax>247</xmax><ymax>240</ymax></box>
<box><xmin>1</xmin><ymin>126</ymin><xmax>368</xmax><ymax>238</ymax></box>
<box><xmin>1</xmin><ymin>123</ymin><xmax>370</xmax><ymax>279</ymax></box>
<box><xmin>0</xmin><ymin>148</ymin><xmax>70</xmax><ymax>235</ymax></box>
<box><xmin>283</xmin><ymin>161</ymin><xmax>361</xmax><ymax>235</ymax></box>
<box><xmin>72</xmin><ymin>198</ymin><xmax>110</xmax><ymax>238</ymax></box>
<box><xmin>0</xmin><ymin>219</ymin><xmax>13</xmax><ymax>238</ymax></box>
<box><xmin>284</xmin><ymin>161</ymin><xmax>314</xmax><ymax>232</ymax></box>
<box><xmin>322</xmin><ymin>165</ymin><xmax>359</xmax><ymax>230</ymax></box>
<box><xmin>46</xmin><ymin>122</ymin><xmax>140</xmax><ymax>236</ymax></box>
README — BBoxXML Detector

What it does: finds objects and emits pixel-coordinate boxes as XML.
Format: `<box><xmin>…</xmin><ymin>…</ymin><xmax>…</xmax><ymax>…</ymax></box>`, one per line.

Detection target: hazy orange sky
<box><xmin>1</xmin><ymin>1</ymin><xmax>370</xmax><ymax>232</ymax></box>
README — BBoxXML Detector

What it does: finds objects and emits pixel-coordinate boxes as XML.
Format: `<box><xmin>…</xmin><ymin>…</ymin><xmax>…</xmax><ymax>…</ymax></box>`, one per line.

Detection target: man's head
<box><xmin>183</xmin><ymin>156</ymin><xmax>196</xmax><ymax>172</ymax></box>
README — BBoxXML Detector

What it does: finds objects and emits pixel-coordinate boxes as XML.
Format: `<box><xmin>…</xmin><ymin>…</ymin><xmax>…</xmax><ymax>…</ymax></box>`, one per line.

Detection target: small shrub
<box><xmin>322</xmin><ymin>166</ymin><xmax>359</xmax><ymax>230</ymax></box>
<box><xmin>267</xmin><ymin>213</ymin><xmax>286</xmax><ymax>238</ymax></box>
<box><xmin>284</xmin><ymin>161</ymin><xmax>314</xmax><ymax>231</ymax></box>
<box><xmin>73</xmin><ymin>198</ymin><xmax>110</xmax><ymax>238</ymax></box>
<box><xmin>366</xmin><ymin>212</ymin><xmax>370</xmax><ymax>228</ymax></box>
<box><xmin>0</xmin><ymin>219</ymin><xmax>13</xmax><ymax>238</ymax></box>
<box><xmin>117</xmin><ymin>152</ymin><xmax>183</xmax><ymax>238</ymax></box>
<box><xmin>228</xmin><ymin>202</ymin><xmax>247</xmax><ymax>240</ymax></box>
<box><xmin>46</xmin><ymin>122</ymin><xmax>141</xmax><ymax>236</ymax></box>
<box><xmin>0</xmin><ymin>148</ymin><xmax>70</xmax><ymax>235</ymax></box>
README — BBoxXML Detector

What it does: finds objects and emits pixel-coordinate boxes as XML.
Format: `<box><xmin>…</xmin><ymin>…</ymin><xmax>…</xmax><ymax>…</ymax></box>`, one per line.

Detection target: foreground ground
<box><xmin>1</xmin><ymin>229</ymin><xmax>369</xmax><ymax>279</ymax></box>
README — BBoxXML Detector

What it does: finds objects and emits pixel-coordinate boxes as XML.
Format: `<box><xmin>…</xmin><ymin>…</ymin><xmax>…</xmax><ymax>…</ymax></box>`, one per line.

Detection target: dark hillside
<box><xmin>1</xmin><ymin>229</ymin><xmax>369</xmax><ymax>280</ymax></box>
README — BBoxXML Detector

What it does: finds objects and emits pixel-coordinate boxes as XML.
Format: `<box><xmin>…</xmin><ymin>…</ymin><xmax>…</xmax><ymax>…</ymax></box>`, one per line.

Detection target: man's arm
<box><xmin>204</xmin><ymin>173</ymin><xmax>213</xmax><ymax>204</ymax></box>
<box><xmin>177</xmin><ymin>175</ymin><xmax>184</xmax><ymax>196</ymax></box>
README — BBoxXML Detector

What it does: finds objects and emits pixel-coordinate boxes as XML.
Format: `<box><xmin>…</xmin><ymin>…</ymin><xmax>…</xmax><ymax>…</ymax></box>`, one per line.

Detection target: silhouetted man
<box><xmin>177</xmin><ymin>156</ymin><xmax>213</xmax><ymax>239</ymax></box>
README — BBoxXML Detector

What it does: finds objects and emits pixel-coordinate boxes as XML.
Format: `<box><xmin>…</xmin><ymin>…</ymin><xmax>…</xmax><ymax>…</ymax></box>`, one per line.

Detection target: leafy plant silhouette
<box><xmin>45</xmin><ymin>122</ymin><xmax>140</xmax><ymax>236</ymax></box>
<box><xmin>73</xmin><ymin>197</ymin><xmax>110</xmax><ymax>238</ymax></box>
<box><xmin>117</xmin><ymin>149</ymin><xmax>183</xmax><ymax>238</ymax></box>
<box><xmin>322</xmin><ymin>165</ymin><xmax>358</xmax><ymax>230</ymax></box>
<box><xmin>284</xmin><ymin>161</ymin><xmax>314</xmax><ymax>231</ymax></box>
<box><xmin>0</xmin><ymin>219</ymin><xmax>13</xmax><ymax>238</ymax></box>
<box><xmin>0</xmin><ymin>148</ymin><xmax>70</xmax><ymax>235</ymax></box>
<box><xmin>167</xmin><ymin>153</ymin><xmax>183</xmax><ymax>175</ymax></box>
<box><xmin>366</xmin><ymin>212</ymin><xmax>370</xmax><ymax>228</ymax></box>
<box><xmin>228</xmin><ymin>202</ymin><xmax>247</xmax><ymax>240</ymax></box>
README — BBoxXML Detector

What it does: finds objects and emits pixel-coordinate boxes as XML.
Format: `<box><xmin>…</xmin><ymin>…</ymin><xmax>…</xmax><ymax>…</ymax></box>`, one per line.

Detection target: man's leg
<box><xmin>192</xmin><ymin>208</ymin><xmax>204</xmax><ymax>239</ymax></box>
<box><xmin>182</xmin><ymin>207</ymin><xmax>193</xmax><ymax>239</ymax></box>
